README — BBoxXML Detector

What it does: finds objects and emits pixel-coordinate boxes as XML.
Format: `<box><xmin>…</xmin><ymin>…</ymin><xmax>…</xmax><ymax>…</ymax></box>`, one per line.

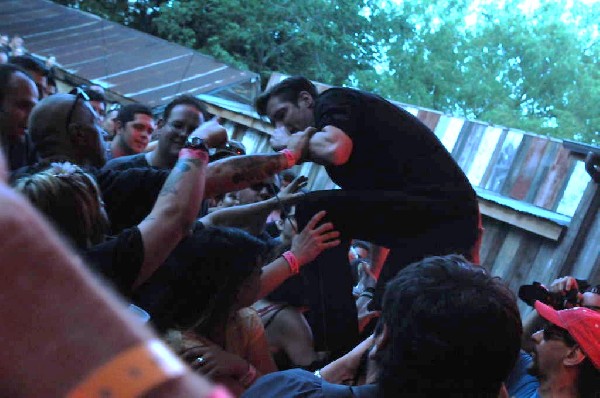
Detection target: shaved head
<box><xmin>29</xmin><ymin>94</ymin><xmax>106</xmax><ymax>167</ymax></box>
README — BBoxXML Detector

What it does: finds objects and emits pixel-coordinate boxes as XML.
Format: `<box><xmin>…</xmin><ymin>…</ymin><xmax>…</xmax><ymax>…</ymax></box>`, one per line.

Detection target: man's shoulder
<box><xmin>242</xmin><ymin>369</ymin><xmax>323</xmax><ymax>397</ymax></box>
<box><xmin>102</xmin><ymin>153</ymin><xmax>148</xmax><ymax>172</ymax></box>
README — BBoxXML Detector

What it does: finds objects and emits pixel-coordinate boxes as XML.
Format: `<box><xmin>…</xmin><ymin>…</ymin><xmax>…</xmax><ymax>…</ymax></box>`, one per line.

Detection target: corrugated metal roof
<box><xmin>0</xmin><ymin>0</ymin><xmax>260</xmax><ymax>107</ymax></box>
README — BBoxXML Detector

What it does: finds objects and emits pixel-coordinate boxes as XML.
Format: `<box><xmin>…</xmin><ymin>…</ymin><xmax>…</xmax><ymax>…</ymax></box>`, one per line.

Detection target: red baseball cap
<box><xmin>535</xmin><ymin>301</ymin><xmax>600</xmax><ymax>369</ymax></box>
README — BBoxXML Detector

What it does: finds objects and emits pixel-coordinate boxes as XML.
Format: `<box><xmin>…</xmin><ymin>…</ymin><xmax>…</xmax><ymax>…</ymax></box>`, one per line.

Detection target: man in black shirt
<box><xmin>255</xmin><ymin>76</ymin><xmax>480</xmax><ymax>357</ymax></box>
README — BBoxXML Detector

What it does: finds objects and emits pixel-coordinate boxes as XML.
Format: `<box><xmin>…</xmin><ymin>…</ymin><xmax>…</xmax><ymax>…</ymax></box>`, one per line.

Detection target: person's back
<box><xmin>316</xmin><ymin>87</ymin><xmax>473</xmax><ymax>195</ymax></box>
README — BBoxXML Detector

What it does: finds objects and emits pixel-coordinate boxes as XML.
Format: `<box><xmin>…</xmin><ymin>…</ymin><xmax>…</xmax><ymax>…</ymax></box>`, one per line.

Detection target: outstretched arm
<box><xmin>134</xmin><ymin>120</ymin><xmax>229</xmax><ymax>289</ymax></box>
<box><xmin>200</xmin><ymin>176</ymin><xmax>307</xmax><ymax>236</ymax></box>
<box><xmin>258</xmin><ymin>210</ymin><xmax>340</xmax><ymax>299</ymax></box>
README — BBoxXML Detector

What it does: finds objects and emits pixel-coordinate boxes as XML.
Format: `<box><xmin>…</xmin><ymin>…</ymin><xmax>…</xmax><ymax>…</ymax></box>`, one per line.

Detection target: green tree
<box><xmin>152</xmin><ymin>0</ymin><xmax>391</xmax><ymax>85</ymax></box>
<box><xmin>354</xmin><ymin>0</ymin><xmax>599</xmax><ymax>144</ymax></box>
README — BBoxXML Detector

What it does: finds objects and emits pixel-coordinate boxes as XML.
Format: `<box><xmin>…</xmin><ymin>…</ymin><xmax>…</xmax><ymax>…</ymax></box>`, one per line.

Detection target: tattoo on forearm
<box><xmin>158</xmin><ymin>158</ymin><xmax>201</xmax><ymax>197</ymax></box>
<box><xmin>226</xmin><ymin>155</ymin><xmax>282</xmax><ymax>185</ymax></box>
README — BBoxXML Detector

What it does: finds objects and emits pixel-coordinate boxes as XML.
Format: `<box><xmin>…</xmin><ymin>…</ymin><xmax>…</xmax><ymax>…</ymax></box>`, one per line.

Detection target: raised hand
<box><xmin>278</xmin><ymin>175</ymin><xmax>308</xmax><ymax>205</ymax></box>
<box><xmin>190</xmin><ymin>116</ymin><xmax>228</xmax><ymax>148</ymax></box>
<box><xmin>286</xmin><ymin>127</ymin><xmax>317</xmax><ymax>164</ymax></box>
<box><xmin>270</xmin><ymin>126</ymin><xmax>292</xmax><ymax>151</ymax></box>
<box><xmin>549</xmin><ymin>276</ymin><xmax>579</xmax><ymax>295</ymax></box>
<box><xmin>291</xmin><ymin>210</ymin><xmax>340</xmax><ymax>266</ymax></box>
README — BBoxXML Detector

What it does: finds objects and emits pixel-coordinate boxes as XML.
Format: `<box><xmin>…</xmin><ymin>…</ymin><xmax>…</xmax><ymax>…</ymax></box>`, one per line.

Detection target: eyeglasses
<box><xmin>65</xmin><ymin>87</ymin><xmax>90</xmax><ymax>132</ymax></box>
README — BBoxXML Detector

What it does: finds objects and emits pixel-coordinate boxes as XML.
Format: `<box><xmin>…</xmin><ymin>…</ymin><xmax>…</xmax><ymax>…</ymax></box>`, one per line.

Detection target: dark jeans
<box><xmin>269</xmin><ymin>188</ymin><xmax>479</xmax><ymax>358</ymax></box>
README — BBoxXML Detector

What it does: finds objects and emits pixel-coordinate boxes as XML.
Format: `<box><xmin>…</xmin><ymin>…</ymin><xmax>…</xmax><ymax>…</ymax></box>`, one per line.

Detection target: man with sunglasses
<box><xmin>506</xmin><ymin>301</ymin><xmax>600</xmax><ymax>398</ymax></box>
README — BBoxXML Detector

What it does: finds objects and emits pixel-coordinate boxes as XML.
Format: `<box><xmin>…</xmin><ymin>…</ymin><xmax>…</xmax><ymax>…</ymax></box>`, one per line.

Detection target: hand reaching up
<box><xmin>190</xmin><ymin>116</ymin><xmax>228</xmax><ymax>148</ymax></box>
<box><xmin>278</xmin><ymin>175</ymin><xmax>308</xmax><ymax>205</ymax></box>
<box><xmin>291</xmin><ymin>210</ymin><xmax>340</xmax><ymax>267</ymax></box>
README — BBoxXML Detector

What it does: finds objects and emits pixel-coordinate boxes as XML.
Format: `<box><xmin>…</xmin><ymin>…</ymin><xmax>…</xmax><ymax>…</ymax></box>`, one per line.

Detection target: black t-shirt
<box><xmin>6</xmin><ymin>133</ymin><xmax>38</xmax><ymax>171</ymax></box>
<box><xmin>84</xmin><ymin>226</ymin><xmax>144</xmax><ymax>297</ymax></box>
<box><xmin>96</xmin><ymin>167</ymin><xmax>169</xmax><ymax>234</ymax></box>
<box><xmin>102</xmin><ymin>153</ymin><xmax>151</xmax><ymax>172</ymax></box>
<box><xmin>315</xmin><ymin>88</ymin><xmax>474</xmax><ymax>199</ymax></box>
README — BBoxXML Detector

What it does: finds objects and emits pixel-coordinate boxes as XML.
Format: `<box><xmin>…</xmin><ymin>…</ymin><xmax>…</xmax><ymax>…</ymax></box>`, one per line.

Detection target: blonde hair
<box><xmin>14</xmin><ymin>162</ymin><xmax>108</xmax><ymax>248</ymax></box>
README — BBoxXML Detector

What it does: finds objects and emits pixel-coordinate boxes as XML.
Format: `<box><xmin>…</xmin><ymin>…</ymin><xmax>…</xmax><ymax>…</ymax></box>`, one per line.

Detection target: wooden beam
<box><xmin>479</xmin><ymin>198</ymin><xmax>565</xmax><ymax>241</ymax></box>
<box><xmin>203</xmin><ymin>103</ymin><xmax>273</xmax><ymax>135</ymax></box>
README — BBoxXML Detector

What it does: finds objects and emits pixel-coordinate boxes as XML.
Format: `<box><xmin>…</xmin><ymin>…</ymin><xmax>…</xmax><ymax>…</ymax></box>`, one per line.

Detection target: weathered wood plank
<box><xmin>509</xmin><ymin>137</ymin><xmax>549</xmax><ymax>200</ymax></box>
<box><xmin>534</xmin><ymin>146</ymin><xmax>572</xmax><ymax>209</ymax></box>
<box><xmin>478</xmin><ymin>198</ymin><xmax>565</xmax><ymax>241</ymax></box>
<box><xmin>417</xmin><ymin>110</ymin><xmax>442</xmax><ymax>132</ymax></box>
<box><xmin>479</xmin><ymin>128</ymin><xmax>509</xmax><ymax>189</ymax></box>
<box><xmin>525</xmin><ymin>142</ymin><xmax>560</xmax><ymax>203</ymax></box>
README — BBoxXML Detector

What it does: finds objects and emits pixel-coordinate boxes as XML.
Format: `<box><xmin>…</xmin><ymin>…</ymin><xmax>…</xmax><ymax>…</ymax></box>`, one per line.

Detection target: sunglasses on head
<box><xmin>65</xmin><ymin>87</ymin><xmax>90</xmax><ymax>131</ymax></box>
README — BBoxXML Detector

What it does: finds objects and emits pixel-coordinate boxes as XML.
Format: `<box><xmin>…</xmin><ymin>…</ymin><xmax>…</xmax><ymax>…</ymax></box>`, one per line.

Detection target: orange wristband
<box><xmin>67</xmin><ymin>339</ymin><xmax>186</xmax><ymax>398</ymax></box>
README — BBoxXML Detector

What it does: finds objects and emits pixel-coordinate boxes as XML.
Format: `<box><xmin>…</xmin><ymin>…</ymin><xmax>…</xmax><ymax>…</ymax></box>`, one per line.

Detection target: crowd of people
<box><xmin>0</xmin><ymin>44</ymin><xmax>599</xmax><ymax>398</ymax></box>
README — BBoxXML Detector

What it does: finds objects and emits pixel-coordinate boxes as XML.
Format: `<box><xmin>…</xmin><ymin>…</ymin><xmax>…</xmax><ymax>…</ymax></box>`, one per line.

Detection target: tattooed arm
<box><xmin>133</xmin><ymin>152</ymin><xmax>208</xmax><ymax>289</ymax></box>
<box><xmin>204</xmin><ymin>132</ymin><xmax>307</xmax><ymax>198</ymax></box>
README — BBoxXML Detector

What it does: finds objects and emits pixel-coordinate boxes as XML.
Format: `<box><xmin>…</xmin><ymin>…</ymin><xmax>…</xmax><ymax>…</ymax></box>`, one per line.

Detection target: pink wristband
<box><xmin>282</xmin><ymin>251</ymin><xmax>300</xmax><ymax>275</ymax></box>
<box><xmin>279</xmin><ymin>149</ymin><xmax>296</xmax><ymax>169</ymax></box>
<box><xmin>179</xmin><ymin>148</ymin><xmax>209</xmax><ymax>161</ymax></box>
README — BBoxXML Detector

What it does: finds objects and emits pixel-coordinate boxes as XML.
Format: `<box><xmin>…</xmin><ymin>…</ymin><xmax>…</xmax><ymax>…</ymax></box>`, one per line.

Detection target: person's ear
<box><xmin>563</xmin><ymin>345</ymin><xmax>586</xmax><ymax>367</ymax></box>
<box><xmin>156</xmin><ymin>118</ymin><xmax>165</xmax><ymax>129</ymax></box>
<box><xmin>114</xmin><ymin>119</ymin><xmax>123</xmax><ymax>135</ymax></box>
<box><xmin>297</xmin><ymin>91</ymin><xmax>314</xmax><ymax>109</ymax></box>
<box><xmin>68</xmin><ymin>123</ymin><xmax>89</xmax><ymax>149</ymax></box>
<box><xmin>370</xmin><ymin>323</ymin><xmax>390</xmax><ymax>357</ymax></box>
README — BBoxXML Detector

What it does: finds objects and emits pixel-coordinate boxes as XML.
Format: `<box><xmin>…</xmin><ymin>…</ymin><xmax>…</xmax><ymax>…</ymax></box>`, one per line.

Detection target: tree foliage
<box><xmin>53</xmin><ymin>0</ymin><xmax>598</xmax><ymax>144</ymax></box>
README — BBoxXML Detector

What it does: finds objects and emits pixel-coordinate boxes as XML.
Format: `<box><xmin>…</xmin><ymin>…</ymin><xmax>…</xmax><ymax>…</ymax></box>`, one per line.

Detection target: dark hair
<box><xmin>163</xmin><ymin>95</ymin><xmax>207</xmax><ymax>121</ymax></box>
<box><xmin>351</xmin><ymin>240</ymin><xmax>371</xmax><ymax>253</ymax></box>
<box><xmin>116</xmin><ymin>103</ymin><xmax>153</xmax><ymax>125</ymax></box>
<box><xmin>8</xmin><ymin>55</ymin><xmax>48</xmax><ymax>76</ymax></box>
<box><xmin>377</xmin><ymin>254</ymin><xmax>522</xmax><ymax>398</ymax></box>
<box><xmin>0</xmin><ymin>63</ymin><xmax>34</xmax><ymax>104</ymax></box>
<box><xmin>255</xmin><ymin>76</ymin><xmax>318</xmax><ymax>117</ymax></box>
<box><xmin>70</xmin><ymin>87</ymin><xmax>105</xmax><ymax>104</ymax></box>
<box><xmin>151</xmin><ymin>226</ymin><xmax>267</xmax><ymax>334</ymax></box>
<box><xmin>47</xmin><ymin>75</ymin><xmax>56</xmax><ymax>87</ymax></box>
<box><xmin>586</xmin><ymin>284</ymin><xmax>600</xmax><ymax>294</ymax></box>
